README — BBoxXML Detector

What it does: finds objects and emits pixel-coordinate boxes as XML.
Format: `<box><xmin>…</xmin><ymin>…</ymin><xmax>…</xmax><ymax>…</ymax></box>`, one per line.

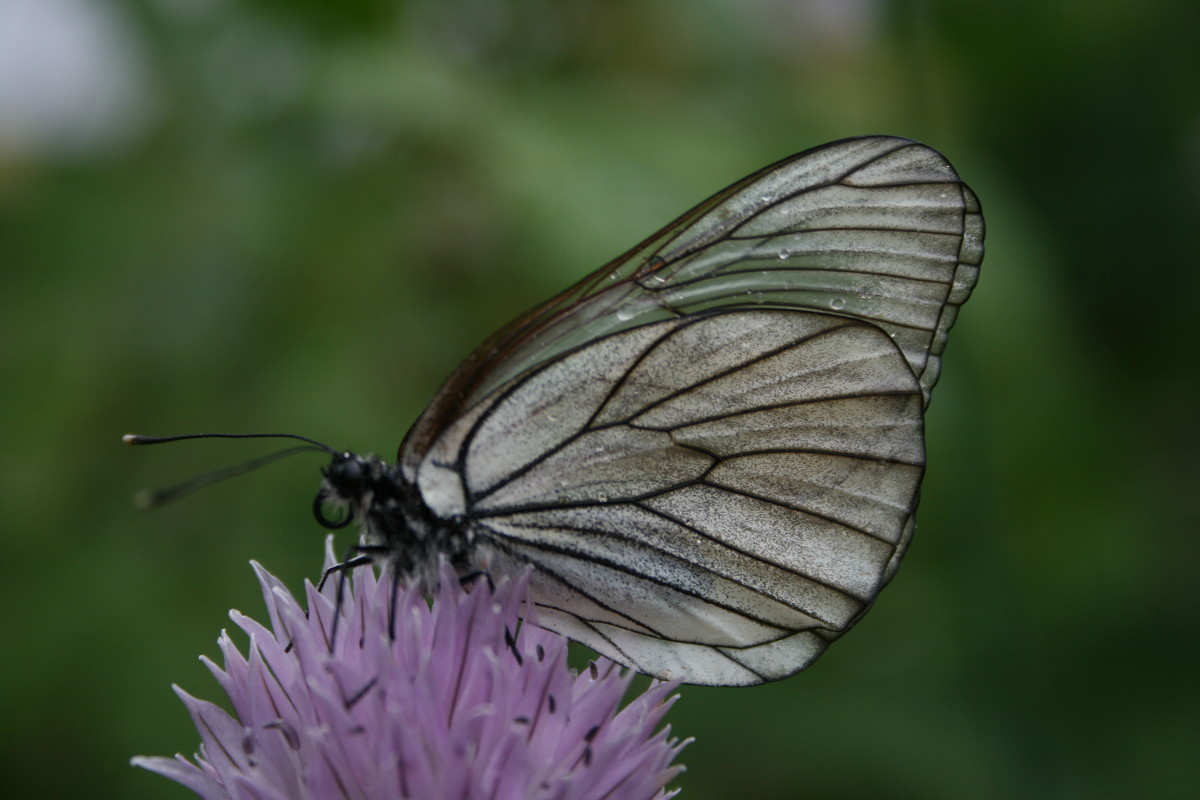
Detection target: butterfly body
<box><xmin>308</xmin><ymin>136</ymin><xmax>979</xmax><ymax>685</ymax></box>
<box><xmin>317</xmin><ymin>452</ymin><xmax>473</xmax><ymax>593</ymax></box>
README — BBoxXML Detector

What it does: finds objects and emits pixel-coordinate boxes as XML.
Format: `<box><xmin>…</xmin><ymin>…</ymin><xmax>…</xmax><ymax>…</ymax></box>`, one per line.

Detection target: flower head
<box><xmin>133</xmin><ymin>539</ymin><xmax>687</xmax><ymax>800</ymax></box>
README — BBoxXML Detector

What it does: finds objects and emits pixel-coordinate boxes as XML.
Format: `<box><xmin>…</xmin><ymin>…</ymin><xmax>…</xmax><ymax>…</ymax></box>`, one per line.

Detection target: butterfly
<box><xmin>133</xmin><ymin>136</ymin><xmax>983</xmax><ymax>686</ymax></box>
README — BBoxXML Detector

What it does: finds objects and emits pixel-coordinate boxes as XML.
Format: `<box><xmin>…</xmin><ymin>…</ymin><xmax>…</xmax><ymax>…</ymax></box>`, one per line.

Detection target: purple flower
<box><xmin>133</xmin><ymin>538</ymin><xmax>688</xmax><ymax>800</ymax></box>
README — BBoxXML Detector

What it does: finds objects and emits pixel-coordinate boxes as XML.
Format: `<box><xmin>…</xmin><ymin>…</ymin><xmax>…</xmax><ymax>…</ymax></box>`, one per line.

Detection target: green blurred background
<box><xmin>3</xmin><ymin>0</ymin><xmax>1197</xmax><ymax>798</ymax></box>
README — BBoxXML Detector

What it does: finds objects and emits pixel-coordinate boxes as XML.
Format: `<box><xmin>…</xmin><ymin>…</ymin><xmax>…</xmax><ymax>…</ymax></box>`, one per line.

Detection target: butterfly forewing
<box><xmin>400</xmin><ymin>137</ymin><xmax>981</xmax><ymax>478</ymax></box>
<box><xmin>400</xmin><ymin>136</ymin><xmax>982</xmax><ymax>684</ymax></box>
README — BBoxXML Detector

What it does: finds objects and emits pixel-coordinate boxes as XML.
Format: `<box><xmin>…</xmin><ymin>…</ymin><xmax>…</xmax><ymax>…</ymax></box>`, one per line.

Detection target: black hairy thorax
<box><xmin>314</xmin><ymin>452</ymin><xmax>473</xmax><ymax>592</ymax></box>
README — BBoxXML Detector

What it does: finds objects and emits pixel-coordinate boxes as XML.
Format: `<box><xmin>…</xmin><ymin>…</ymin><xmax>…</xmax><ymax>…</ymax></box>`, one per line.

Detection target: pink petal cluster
<box><xmin>134</xmin><ymin>540</ymin><xmax>687</xmax><ymax>800</ymax></box>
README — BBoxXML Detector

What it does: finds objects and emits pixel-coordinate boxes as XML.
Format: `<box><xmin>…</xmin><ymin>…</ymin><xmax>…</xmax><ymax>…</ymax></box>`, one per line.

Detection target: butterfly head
<box><xmin>313</xmin><ymin>451</ymin><xmax>387</xmax><ymax>530</ymax></box>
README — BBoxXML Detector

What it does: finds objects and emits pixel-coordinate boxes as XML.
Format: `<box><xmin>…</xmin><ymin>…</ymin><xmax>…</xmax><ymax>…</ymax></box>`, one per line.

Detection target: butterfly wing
<box><xmin>401</xmin><ymin>136</ymin><xmax>983</xmax><ymax>685</ymax></box>
<box><xmin>399</xmin><ymin>136</ymin><xmax>983</xmax><ymax>475</ymax></box>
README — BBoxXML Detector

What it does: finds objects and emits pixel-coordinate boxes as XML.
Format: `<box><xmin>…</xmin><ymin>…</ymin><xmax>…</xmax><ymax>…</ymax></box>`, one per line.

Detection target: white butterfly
<box><xmin>137</xmin><ymin>136</ymin><xmax>984</xmax><ymax>686</ymax></box>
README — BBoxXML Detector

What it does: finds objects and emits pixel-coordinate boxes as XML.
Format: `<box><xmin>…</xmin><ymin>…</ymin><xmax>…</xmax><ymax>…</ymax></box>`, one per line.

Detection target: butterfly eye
<box><xmin>337</xmin><ymin>456</ymin><xmax>364</xmax><ymax>485</ymax></box>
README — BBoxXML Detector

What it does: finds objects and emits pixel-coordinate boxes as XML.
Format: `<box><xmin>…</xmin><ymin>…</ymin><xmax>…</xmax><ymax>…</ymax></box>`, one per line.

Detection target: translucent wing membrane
<box><xmin>400</xmin><ymin>136</ymin><xmax>983</xmax><ymax>475</ymax></box>
<box><xmin>399</xmin><ymin>136</ymin><xmax>983</xmax><ymax>685</ymax></box>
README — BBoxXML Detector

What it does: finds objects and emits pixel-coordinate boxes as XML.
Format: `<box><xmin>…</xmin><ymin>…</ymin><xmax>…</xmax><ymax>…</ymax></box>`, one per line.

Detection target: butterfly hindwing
<box><xmin>414</xmin><ymin>309</ymin><xmax>925</xmax><ymax>684</ymax></box>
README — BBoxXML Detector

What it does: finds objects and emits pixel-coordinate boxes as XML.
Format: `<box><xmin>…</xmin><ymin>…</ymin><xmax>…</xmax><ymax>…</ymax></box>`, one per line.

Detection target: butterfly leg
<box><xmin>319</xmin><ymin>544</ymin><xmax>392</xmax><ymax>650</ymax></box>
<box><xmin>457</xmin><ymin>568</ymin><xmax>495</xmax><ymax>593</ymax></box>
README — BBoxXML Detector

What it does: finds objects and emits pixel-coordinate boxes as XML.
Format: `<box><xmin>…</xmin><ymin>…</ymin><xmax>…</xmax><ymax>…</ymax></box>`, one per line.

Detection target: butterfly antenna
<box><xmin>123</xmin><ymin>432</ymin><xmax>337</xmax><ymax>510</ymax></box>
<box><xmin>123</xmin><ymin>432</ymin><xmax>336</xmax><ymax>451</ymax></box>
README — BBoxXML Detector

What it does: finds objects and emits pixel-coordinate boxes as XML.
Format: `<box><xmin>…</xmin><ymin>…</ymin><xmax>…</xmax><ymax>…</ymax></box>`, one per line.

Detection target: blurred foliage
<box><xmin>2</xmin><ymin>1</ymin><xmax>1197</xmax><ymax>799</ymax></box>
